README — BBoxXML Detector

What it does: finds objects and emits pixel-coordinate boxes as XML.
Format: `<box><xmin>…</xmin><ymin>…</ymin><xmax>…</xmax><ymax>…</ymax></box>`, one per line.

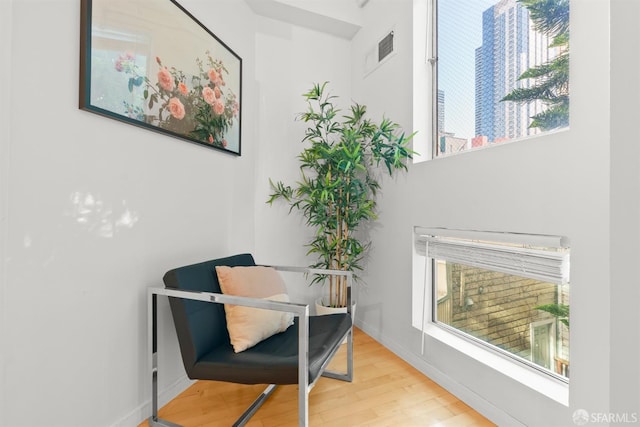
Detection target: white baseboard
<box><xmin>354</xmin><ymin>318</ymin><xmax>525</xmax><ymax>427</ymax></box>
<box><xmin>110</xmin><ymin>375</ymin><xmax>194</xmax><ymax>427</ymax></box>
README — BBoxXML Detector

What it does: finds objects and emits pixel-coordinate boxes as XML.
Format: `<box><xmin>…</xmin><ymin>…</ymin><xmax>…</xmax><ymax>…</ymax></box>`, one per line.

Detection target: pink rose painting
<box><xmin>110</xmin><ymin>48</ymin><xmax>239</xmax><ymax>153</ymax></box>
<box><xmin>81</xmin><ymin>0</ymin><xmax>242</xmax><ymax>154</ymax></box>
<box><xmin>213</xmin><ymin>100</ymin><xmax>225</xmax><ymax>116</ymax></box>
<box><xmin>157</xmin><ymin>68</ymin><xmax>174</xmax><ymax>91</ymax></box>
<box><xmin>202</xmin><ymin>87</ymin><xmax>216</xmax><ymax>105</ymax></box>
<box><xmin>168</xmin><ymin>98</ymin><xmax>185</xmax><ymax>120</ymax></box>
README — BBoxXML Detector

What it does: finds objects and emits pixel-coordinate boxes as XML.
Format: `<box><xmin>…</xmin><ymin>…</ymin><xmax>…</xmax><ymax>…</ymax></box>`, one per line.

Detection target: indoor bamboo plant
<box><xmin>267</xmin><ymin>82</ymin><xmax>415</xmax><ymax>308</ymax></box>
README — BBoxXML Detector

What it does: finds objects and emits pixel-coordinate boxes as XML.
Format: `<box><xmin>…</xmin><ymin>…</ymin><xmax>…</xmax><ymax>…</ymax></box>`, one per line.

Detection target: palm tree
<box><xmin>501</xmin><ymin>0</ymin><xmax>570</xmax><ymax>131</ymax></box>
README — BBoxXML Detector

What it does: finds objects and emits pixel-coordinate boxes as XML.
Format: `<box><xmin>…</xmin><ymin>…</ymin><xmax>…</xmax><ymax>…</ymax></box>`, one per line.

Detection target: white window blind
<box><xmin>414</xmin><ymin>227</ymin><xmax>570</xmax><ymax>285</ymax></box>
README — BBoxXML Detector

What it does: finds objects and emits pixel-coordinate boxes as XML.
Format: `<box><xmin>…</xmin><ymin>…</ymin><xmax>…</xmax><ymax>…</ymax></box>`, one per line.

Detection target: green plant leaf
<box><xmin>534</xmin><ymin>303</ymin><xmax>570</xmax><ymax>328</ymax></box>
<box><xmin>266</xmin><ymin>82</ymin><xmax>416</xmax><ymax>304</ymax></box>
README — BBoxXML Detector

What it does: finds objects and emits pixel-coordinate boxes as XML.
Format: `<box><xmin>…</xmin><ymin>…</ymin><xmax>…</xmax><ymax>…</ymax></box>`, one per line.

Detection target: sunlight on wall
<box><xmin>67</xmin><ymin>191</ymin><xmax>139</xmax><ymax>238</ymax></box>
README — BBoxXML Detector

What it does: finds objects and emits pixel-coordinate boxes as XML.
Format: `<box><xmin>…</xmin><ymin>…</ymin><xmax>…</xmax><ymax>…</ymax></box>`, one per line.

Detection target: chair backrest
<box><xmin>162</xmin><ymin>253</ymin><xmax>256</xmax><ymax>377</ymax></box>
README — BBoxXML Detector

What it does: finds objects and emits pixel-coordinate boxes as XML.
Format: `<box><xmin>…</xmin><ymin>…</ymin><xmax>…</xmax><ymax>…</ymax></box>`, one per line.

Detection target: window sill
<box><xmin>423</xmin><ymin>322</ymin><xmax>569</xmax><ymax>406</ymax></box>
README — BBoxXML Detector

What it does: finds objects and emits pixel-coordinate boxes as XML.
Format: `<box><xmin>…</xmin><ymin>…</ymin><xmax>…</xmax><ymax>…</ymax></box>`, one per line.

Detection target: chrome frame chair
<box><xmin>147</xmin><ymin>255</ymin><xmax>353</xmax><ymax>427</ymax></box>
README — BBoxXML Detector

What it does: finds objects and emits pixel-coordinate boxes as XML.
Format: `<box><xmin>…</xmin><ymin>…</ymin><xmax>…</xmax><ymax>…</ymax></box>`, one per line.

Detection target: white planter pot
<box><xmin>314</xmin><ymin>297</ymin><xmax>356</xmax><ymax>344</ymax></box>
<box><xmin>314</xmin><ymin>297</ymin><xmax>356</xmax><ymax>318</ymax></box>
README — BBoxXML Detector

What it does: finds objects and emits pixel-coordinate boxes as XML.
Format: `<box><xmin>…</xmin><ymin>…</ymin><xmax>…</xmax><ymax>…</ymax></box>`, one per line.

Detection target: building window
<box><xmin>414</xmin><ymin>227</ymin><xmax>570</xmax><ymax>380</ymax></box>
<box><xmin>431</xmin><ymin>0</ymin><xmax>570</xmax><ymax>157</ymax></box>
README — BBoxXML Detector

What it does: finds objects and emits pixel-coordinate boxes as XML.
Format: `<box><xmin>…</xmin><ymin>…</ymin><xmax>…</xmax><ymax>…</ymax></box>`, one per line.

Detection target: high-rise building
<box><xmin>474</xmin><ymin>0</ymin><xmax>555</xmax><ymax>143</ymax></box>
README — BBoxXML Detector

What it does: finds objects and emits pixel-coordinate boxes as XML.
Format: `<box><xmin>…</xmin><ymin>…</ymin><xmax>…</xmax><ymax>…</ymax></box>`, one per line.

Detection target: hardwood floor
<box><xmin>140</xmin><ymin>328</ymin><xmax>495</xmax><ymax>427</ymax></box>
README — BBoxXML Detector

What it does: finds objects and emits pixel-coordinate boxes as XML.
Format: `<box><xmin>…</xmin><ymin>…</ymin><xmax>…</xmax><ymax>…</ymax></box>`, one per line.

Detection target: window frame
<box><xmin>429</xmin><ymin>0</ymin><xmax>570</xmax><ymax>159</ymax></box>
<box><xmin>429</xmin><ymin>258</ymin><xmax>569</xmax><ymax>383</ymax></box>
<box><xmin>412</xmin><ymin>226</ymin><xmax>570</xmax><ymax>405</ymax></box>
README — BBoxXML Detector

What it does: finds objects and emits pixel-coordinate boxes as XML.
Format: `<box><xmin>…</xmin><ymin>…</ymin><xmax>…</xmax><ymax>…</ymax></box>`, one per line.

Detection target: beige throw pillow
<box><xmin>215</xmin><ymin>266</ymin><xmax>294</xmax><ymax>353</ymax></box>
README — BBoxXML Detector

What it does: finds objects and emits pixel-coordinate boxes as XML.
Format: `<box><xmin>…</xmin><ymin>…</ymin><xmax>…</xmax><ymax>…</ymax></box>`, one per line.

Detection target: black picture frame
<box><xmin>79</xmin><ymin>0</ymin><xmax>242</xmax><ymax>155</ymax></box>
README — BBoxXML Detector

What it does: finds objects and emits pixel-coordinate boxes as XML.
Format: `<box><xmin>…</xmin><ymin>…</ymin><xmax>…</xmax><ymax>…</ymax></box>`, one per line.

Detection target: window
<box><xmin>431</xmin><ymin>0</ymin><xmax>570</xmax><ymax>157</ymax></box>
<box><xmin>88</xmin><ymin>25</ymin><xmax>152</xmax><ymax>122</ymax></box>
<box><xmin>414</xmin><ymin>227</ymin><xmax>570</xmax><ymax>381</ymax></box>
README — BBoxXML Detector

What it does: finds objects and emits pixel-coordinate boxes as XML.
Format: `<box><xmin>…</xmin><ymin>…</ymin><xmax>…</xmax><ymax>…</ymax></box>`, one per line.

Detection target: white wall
<box><xmin>0</xmin><ymin>0</ymin><xmax>13</xmax><ymax>422</ymax></box>
<box><xmin>1</xmin><ymin>0</ymin><xmax>258</xmax><ymax>425</ymax></box>
<box><xmin>252</xmin><ymin>17</ymin><xmax>353</xmax><ymax>302</ymax></box>
<box><xmin>277</xmin><ymin>0</ymin><xmax>363</xmax><ymax>26</ymax></box>
<box><xmin>609</xmin><ymin>0</ymin><xmax>640</xmax><ymax>418</ymax></box>
<box><xmin>246</xmin><ymin>0</ymin><xmax>363</xmax><ymax>39</ymax></box>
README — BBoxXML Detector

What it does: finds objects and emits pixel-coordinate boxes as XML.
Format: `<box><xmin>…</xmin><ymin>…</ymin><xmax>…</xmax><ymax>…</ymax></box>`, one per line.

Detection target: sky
<box><xmin>438</xmin><ymin>0</ymin><xmax>499</xmax><ymax>140</ymax></box>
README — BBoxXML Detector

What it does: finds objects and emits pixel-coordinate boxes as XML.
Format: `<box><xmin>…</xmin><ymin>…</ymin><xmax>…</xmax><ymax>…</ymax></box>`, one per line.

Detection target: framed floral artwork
<box><xmin>79</xmin><ymin>0</ymin><xmax>242</xmax><ymax>155</ymax></box>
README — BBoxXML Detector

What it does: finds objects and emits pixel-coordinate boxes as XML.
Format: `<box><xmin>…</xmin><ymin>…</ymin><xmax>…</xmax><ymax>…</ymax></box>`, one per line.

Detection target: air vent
<box><xmin>378</xmin><ymin>31</ymin><xmax>394</xmax><ymax>62</ymax></box>
<box><xmin>363</xmin><ymin>27</ymin><xmax>397</xmax><ymax>77</ymax></box>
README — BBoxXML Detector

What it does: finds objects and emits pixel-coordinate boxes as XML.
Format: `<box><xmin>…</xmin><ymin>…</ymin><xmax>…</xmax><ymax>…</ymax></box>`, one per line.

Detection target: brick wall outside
<box><xmin>439</xmin><ymin>264</ymin><xmax>570</xmax><ymax>369</ymax></box>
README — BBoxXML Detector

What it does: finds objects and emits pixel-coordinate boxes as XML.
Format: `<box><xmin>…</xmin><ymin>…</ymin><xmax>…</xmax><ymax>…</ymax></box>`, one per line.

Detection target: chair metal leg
<box><xmin>148</xmin><ymin>416</ymin><xmax>182</xmax><ymax>427</ymax></box>
<box><xmin>232</xmin><ymin>384</ymin><xmax>278</xmax><ymax>427</ymax></box>
<box><xmin>321</xmin><ymin>287</ymin><xmax>354</xmax><ymax>383</ymax></box>
<box><xmin>320</xmin><ymin>327</ymin><xmax>354</xmax><ymax>382</ymax></box>
<box><xmin>298</xmin><ymin>306</ymin><xmax>310</xmax><ymax>426</ymax></box>
<box><xmin>148</xmin><ymin>291</ymin><xmax>183</xmax><ymax>427</ymax></box>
